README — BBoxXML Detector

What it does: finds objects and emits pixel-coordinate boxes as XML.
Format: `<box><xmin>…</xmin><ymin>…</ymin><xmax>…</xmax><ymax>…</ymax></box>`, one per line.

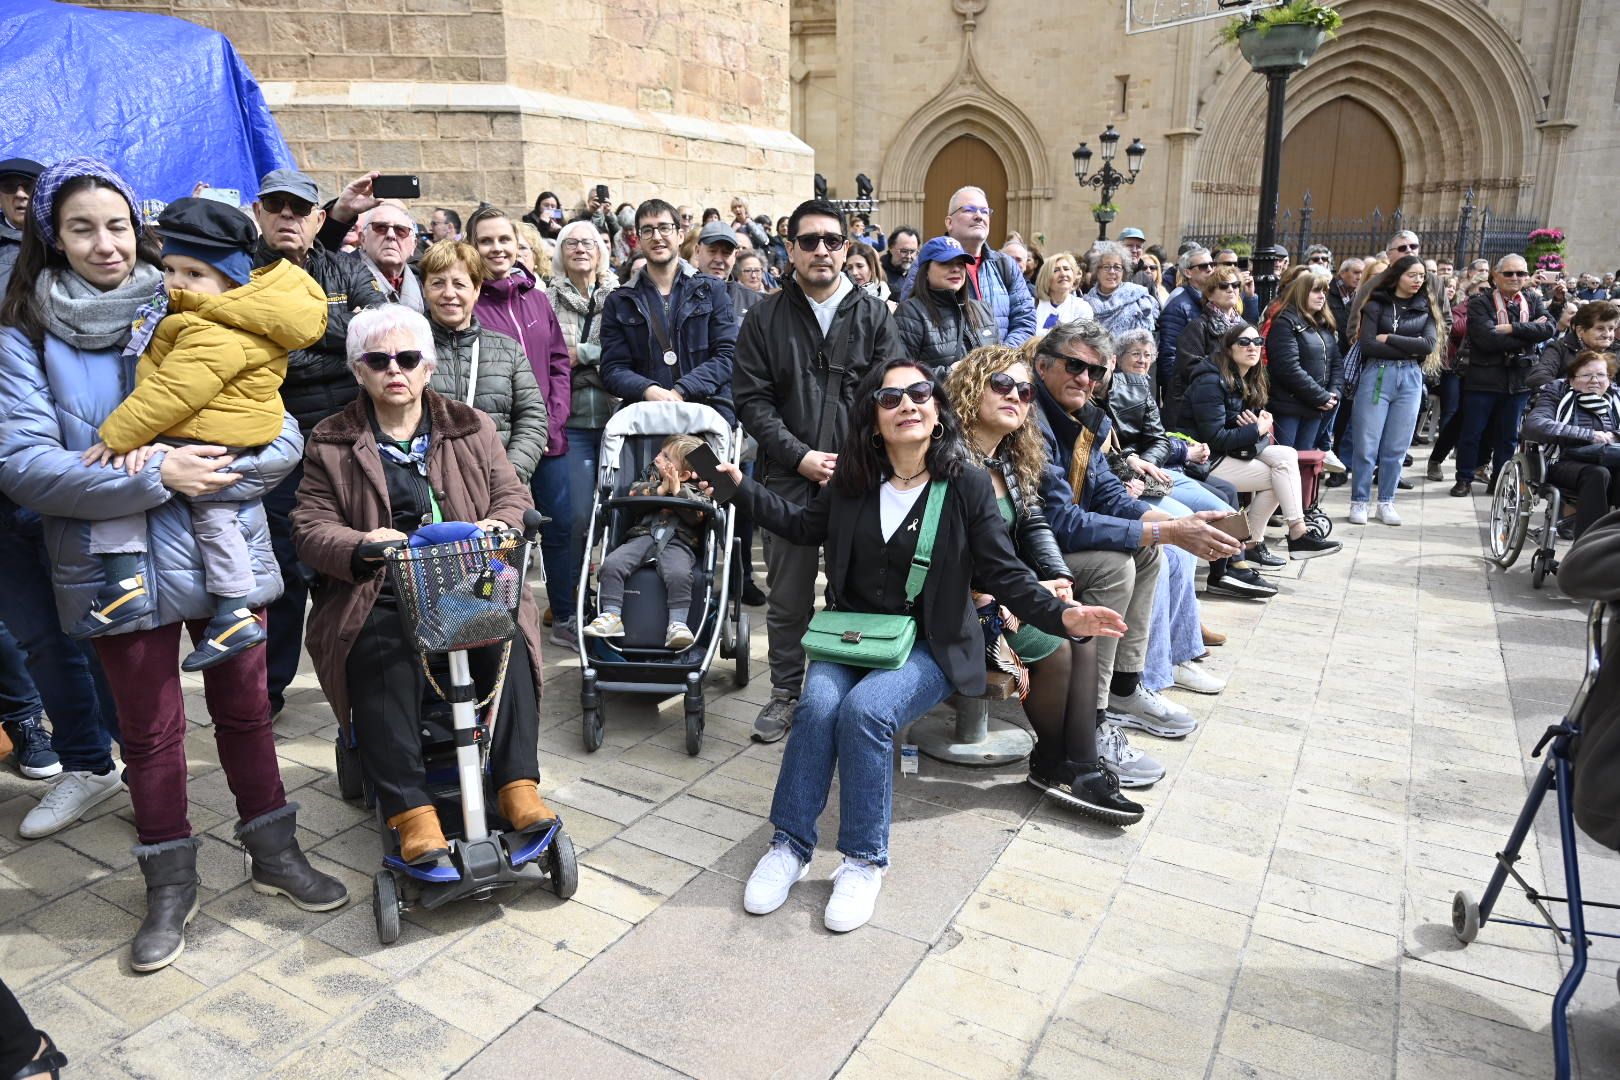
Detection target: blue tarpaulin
<box><xmin>0</xmin><ymin>0</ymin><xmax>291</xmax><ymax>205</ymax></box>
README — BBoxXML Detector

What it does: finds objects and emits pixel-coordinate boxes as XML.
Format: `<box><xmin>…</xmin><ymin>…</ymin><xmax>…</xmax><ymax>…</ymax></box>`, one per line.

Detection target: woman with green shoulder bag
<box><xmin>703</xmin><ymin>358</ymin><xmax>1127</xmax><ymax>934</ymax></box>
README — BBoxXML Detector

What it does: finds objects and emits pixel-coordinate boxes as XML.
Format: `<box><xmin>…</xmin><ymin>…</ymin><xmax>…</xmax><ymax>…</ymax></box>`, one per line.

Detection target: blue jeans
<box><xmin>1273</xmin><ymin>413</ymin><xmax>1326</xmax><ymax>451</ymax></box>
<box><xmin>0</xmin><ymin>498</ymin><xmax>119</xmax><ymax>771</ymax></box>
<box><xmin>530</xmin><ymin>454</ymin><xmax>575</xmax><ymax>622</ymax></box>
<box><xmin>563</xmin><ymin>426</ymin><xmax>602</xmax><ymax>618</ymax></box>
<box><xmin>1143</xmin><ymin>472</ymin><xmax>1235</xmax><ymax>516</ymax></box>
<box><xmin>1455</xmin><ymin>389</ymin><xmax>1531</xmax><ymax>485</ymax></box>
<box><xmin>1144</xmin><ymin>546</ymin><xmax>1203</xmax><ymax>692</ymax></box>
<box><xmin>1348</xmin><ymin>361</ymin><xmax>1425</xmax><ymax>503</ymax></box>
<box><xmin>0</xmin><ymin>623</ymin><xmax>43</xmax><ymax>726</ymax></box>
<box><xmin>770</xmin><ymin>641</ymin><xmax>951</xmax><ymax>867</ymax></box>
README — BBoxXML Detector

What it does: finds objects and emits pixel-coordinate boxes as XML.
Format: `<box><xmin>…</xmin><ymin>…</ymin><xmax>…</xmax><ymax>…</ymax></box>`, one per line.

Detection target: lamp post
<box><xmin>1072</xmin><ymin>125</ymin><xmax>1146</xmax><ymax>241</ymax></box>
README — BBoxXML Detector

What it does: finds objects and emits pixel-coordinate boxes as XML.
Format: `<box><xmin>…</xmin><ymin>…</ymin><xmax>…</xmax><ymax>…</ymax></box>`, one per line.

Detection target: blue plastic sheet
<box><xmin>0</xmin><ymin>0</ymin><xmax>292</xmax><ymax>205</ymax></box>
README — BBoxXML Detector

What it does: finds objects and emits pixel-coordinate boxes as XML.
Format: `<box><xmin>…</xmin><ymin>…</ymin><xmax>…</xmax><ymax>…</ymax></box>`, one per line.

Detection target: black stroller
<box><xmin>334</xmin><ymin>511</ymin><xmax>578</xmax><ymax>944</ymax></box>
<box><xmin>575</xmin><ymin>401</ymin><xmax>750</xmax><ymax>755</ymax></box>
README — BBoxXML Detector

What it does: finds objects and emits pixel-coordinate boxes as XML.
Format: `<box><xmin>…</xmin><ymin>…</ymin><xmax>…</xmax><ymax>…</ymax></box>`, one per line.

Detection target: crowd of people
<box><xmin>0</xmin><ymin>149</ymin><xmax>1614</xmax><ymax>1062</ymax></box>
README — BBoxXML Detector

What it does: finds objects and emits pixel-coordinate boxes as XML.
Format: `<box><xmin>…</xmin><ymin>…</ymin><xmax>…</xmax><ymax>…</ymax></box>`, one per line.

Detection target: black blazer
<box><xmin>739</xmin><ymin>464</ymin><xmax>1072</xmax><ymax>696</ymax></box>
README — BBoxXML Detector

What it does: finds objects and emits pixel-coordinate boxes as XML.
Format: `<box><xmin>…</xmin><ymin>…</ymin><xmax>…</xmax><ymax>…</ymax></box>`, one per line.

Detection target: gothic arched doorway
<box><xmin>1280</xmin><ymin>97</ymin><xmax>1403</xmax><ymax>220</ymax></box>
<box><xmin>923</xmin><ymin>135</ymin><xmax>1008</xmax><ymax>249</ymax></box>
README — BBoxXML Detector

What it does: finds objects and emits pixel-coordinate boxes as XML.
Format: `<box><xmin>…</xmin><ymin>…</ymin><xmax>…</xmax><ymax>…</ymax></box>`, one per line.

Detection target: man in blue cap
<box><xmin>250</xmin><ymin>167</ymin><xmax>386</xmax><ymax>716</ymax></box>
<box><xmin>0</xmin><ymin>158</ymin><xmax>44</xmax><ymax>295</ymax></box>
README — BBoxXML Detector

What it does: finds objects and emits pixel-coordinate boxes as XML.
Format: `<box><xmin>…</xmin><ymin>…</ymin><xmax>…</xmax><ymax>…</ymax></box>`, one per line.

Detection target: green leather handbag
<box><xmin>800</xmin><ymin>481</ymin><xmax>946</xmax><ymax>670</ymax></box>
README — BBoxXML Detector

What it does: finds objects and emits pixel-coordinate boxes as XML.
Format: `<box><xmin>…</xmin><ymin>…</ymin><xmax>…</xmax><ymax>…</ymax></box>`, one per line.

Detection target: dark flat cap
<box><xmin>0</xmin><ymin>158</ymin><xmax>44</xmax><ymax>180</ymax></box>
<box><xmin>155</xmin><ymin>197</ymin><xmax>258</xmax><ymax>252</ymax></box>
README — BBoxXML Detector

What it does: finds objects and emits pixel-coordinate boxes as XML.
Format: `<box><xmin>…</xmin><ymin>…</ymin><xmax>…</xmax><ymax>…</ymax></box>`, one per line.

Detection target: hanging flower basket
<box><xmin>1237</xmin><ymin>22</ymin><xmax>1327</xmax><ymax>72</ymax></box>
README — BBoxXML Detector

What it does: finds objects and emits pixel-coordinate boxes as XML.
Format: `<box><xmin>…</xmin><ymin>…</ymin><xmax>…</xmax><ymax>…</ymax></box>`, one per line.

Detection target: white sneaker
<box><xmin>581</xmin><ymin>612</ymin><xmax>624</xmax><ymax>638</ymax></box>
<box><xmin>824</xmin><ymin>857</ymin><xmax>884</xmax><ymax>933</ymax></box>
<box><xmin>1173</xmin><ymin>662</ymin><xmax>1226</xmax><ymax>695</ymax></box>
<box><xmin>1097</xmin><ymin>721</ymin><xmax>1166</xmax><ymax>788</ymax></box>
<box><xmin>1322</xmin><ymin>450</ymin><xmax>1348</xmax><ymax>475</ymax></box>
<box><xmin>1106</xmin><ymin>686</ymin><xmax>1198</xmax><ymax>739</ymax></box>
<box><xmin>20</xmin><ymin>768</ymin><xmax>124</xmax><ymax>839</ymax></box>
<box><xmin>1347</xmin><ymin>501</ymin><xmax>1369</xmax><ymax>525</ymax></box>
<box><xmin>664</xmin><ymin>622</ymin><xmax>696</xmax><ymax>650</ymax></box>
<box><xmin>743</xmin><ymin>842</ymin><xmax>808</xmax><ymax>915</ymax></box>
<box><xmin>1376</xmin><ymin>501</ymin><xmax>1403</xmax><ymax>526</ymax></box>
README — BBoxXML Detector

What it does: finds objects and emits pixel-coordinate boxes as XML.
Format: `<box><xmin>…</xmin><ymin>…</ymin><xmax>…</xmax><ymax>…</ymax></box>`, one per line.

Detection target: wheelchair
<box><xmin>1488</xmin><ymin>439</ymin><xmax>1571</xmax><ymax>589</ymax></box>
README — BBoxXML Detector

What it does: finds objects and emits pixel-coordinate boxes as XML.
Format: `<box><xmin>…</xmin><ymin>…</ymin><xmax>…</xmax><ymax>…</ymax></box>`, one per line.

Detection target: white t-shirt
<box><xmin>1035</xmin><ymin>293</ymin><xmax>1095</xmax><ymax>331</ymax></box>
<box><xmin>879</xmin><ymin>480</ymin><xmax>927</xmax><ymax>541</ymax></box>
<box><xmin>807</xmin><ymin>273</ymin><xmax>855</xmax><ymax>337</ymax></box>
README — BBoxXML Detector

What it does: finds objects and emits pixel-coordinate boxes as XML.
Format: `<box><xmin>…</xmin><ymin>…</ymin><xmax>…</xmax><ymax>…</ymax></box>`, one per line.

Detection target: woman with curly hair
<box><xmin>945</xmin><ymin>346</ymin><xmax>1143</xmax><ymax>823</ymax></box>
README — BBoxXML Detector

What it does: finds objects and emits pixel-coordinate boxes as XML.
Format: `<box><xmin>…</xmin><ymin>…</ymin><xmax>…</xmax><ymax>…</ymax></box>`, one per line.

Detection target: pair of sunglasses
<box><xmin>358</xmin><ymin>350</ymin><xmax>426</xmax><ymax>372</ymax></box>
<box><xmin>260</xmin><ymin>194</ymin><xmax>315</xmax><ymax>217</ymax></box>
<box><xmin>793</xmin><ymin>233</ymin><xmax>846</xmax><ymax>253</ymax></box>
<box><xmin>1049</xmin><ymin>354</ymin><xmax>1109</xmax><ymax>383</ymax></box>
<box><xmin>874</xmin><ymin>381</ymin><xmax>934</xmax><ymax>410</ymax></box>
<box><xmin>989</xmin><ymin>372</ymin><xmax>1034</xmax><ymax>403</ymax></box>
<box><xmin>1233</xmin><ymin>336</ymin><xmax>1265</xmax><ymax>348</ymax></box>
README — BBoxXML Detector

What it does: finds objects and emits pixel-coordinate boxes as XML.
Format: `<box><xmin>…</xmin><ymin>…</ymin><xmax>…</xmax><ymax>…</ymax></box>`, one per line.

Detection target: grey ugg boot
<box><xmin>130</xmin><ymin>837</ymin><xmax>201</xmax><ymax>973</ymax></box>
<box><xmin>236</xmin><ymin>803</ymin><xmax>349</xmax><ymax>912</ymax></box>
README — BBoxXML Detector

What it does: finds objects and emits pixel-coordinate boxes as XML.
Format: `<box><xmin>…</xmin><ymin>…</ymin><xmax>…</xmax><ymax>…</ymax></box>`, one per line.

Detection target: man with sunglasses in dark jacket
<box><xmin>250</xmin><ymin>168</ymin><xmax>387</xmax><ymax>716</ymax></box>
<box><xmin>732</xmin><ymin>199</ymin><xmax>904</xmax><ymax>743</ymax></box>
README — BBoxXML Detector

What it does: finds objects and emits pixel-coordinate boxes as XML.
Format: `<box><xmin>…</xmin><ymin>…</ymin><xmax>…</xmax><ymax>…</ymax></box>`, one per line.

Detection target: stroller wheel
<box><xmin>582</xmin><ymin>706</ymin><xmax>605</xmax><ymax>753</ymax></box>
<box><xmin>374</xmin><ymin>871</ymin><xmax>402</xmax><ymax>944</ymax></box>
<box><xmin>335</xmin><ymin>735</ymin><xmax>364</xmax><ymax>803</ymax></box>
<box><xmin>1451</xmin><ymin>890</ymin><xmax>1480</xmax><ymax>945</ymax></box>
<box><xmin>684</xmin><ymin>704</ymin><xmax>705</xmax><ymax>756</ymax></box>
<box><xmin>733</xmin><ymin>612</ymin><xmax>751</xmax><ymax>688</ymax></box>
<box><xmin>547</xmin><ymin>829</ymin><xmax>579</xmax><ymax>900</ymax></box>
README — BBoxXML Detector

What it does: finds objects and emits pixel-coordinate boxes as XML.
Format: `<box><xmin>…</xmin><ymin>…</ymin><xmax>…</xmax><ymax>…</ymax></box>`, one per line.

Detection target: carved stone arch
<box><xmin>1188</xmin><ymin>0</ymin><xmax>1542</xmax><ymax>227</ymax></box>
<box><xmin>878</xmin><ymin>33</ymin><xmax>1050</xmax><ymax>241</ymax></box>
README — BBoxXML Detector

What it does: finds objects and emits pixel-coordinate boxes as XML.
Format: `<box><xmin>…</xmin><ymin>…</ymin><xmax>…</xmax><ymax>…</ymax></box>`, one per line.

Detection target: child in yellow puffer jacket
<box><xmin>76</xmin><ymin>197</ymin><xmax>327</xmax><ymax>673</ymax></box>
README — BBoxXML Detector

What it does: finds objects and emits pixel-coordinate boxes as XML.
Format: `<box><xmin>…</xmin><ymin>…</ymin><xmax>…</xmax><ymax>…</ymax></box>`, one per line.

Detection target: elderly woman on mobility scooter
<box><xmin>292</xmin><ymin>304</ymin><xmax>553</xmax><ymax>866</ymax></box>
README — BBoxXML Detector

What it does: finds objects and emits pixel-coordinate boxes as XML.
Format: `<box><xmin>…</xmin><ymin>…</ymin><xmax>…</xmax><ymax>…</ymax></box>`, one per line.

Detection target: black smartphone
<box><xmin>371</xmin><ymin>174</ymin><xmax>421</xmax><ymax>199</ymax></box>
<box><xmin>684</xmin><ymin>442</ymin><xmax>737</xmax><ymax>503</ymax></box>
<box><xmin>594</xmin><ymin>183</ymin><xmax>610</xmax><ymax>202</ymax></box>
<box><xmin>1236</xmin><ymin>255</ymin><xmax>1251</xmax><ymax>271</ymax></box>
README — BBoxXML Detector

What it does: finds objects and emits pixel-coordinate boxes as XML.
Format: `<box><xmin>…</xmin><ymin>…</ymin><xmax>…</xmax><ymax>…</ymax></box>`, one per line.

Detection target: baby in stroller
<box><xmin>583</xmin><ymin>434</ymin><xmax>715</xmax><ymax>650</ymax></box>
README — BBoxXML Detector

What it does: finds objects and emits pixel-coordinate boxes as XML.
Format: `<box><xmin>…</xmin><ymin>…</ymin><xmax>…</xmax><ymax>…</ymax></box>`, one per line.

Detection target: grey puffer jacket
<box><xmin>892</xmin><ymin>289</ymin><xmax>997</xmax><ymax>373</ymax></box>
<box><xmin>0</xmin><ymin>325</ymin><xmax>301</xmax><ymax>635</ymax></box>
<box><xmin>0</xmin><ymin>217</ymin><xmax>20</xmax><ymax>297</ymax></box>
<box><xmin>428</xmin><ymin>319</ymin><xmax>548</xmax><ymax>482</ymax></box>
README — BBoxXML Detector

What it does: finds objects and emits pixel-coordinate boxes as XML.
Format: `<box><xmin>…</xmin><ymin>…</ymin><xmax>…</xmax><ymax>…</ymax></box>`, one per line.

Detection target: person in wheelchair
<box><xmin>292</xmin><ymin>304</ymin><xmax>552</xmax><ymax>865</ymax></box>
<box><xmin>582</xmin><ymin>433</ymin><xmax>713</xmax><ymax>651</ymax></box>
<box><xmin>1523</xmin><ymin>349</ymin><xmax>1620</xmax><ymax>541</ymax></box>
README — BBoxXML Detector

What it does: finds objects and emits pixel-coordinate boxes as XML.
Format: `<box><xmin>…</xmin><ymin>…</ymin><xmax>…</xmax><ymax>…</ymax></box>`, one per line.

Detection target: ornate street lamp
<box><xmin>1073</xmin><ymin>125</ymin><xmax>1146</xmax><ymax>241</ymax></box>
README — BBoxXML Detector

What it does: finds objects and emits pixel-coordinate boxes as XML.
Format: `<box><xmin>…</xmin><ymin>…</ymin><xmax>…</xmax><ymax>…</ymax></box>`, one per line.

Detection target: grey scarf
<box><xmin>35</xmin><ymin>263</ymin><xmax>163</xmax><ymax>351</ymax></box>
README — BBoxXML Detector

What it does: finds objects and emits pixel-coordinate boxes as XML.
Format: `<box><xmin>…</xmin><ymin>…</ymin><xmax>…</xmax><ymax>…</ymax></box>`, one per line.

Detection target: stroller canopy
<box><xmin>598</xmin><ymin>402</ymin><xmax>735</xmax><ymax>468</ymax></box>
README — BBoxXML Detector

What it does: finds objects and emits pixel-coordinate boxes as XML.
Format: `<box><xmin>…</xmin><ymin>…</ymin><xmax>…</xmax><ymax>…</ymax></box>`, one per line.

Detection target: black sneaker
<box><xmin>1403</xmin><ymin>454</ymin><xmax>1414</xmax><ymax>467</ymax></box>
<box><xmin>1288</xmin><ymin>533</ymin><xmax>1343</xmax><ymax>560</ymax></box>
<box><xmin>1397</xmin><ymin>477</ymin><xmax>1415</xmax><ymax>490</ymax></box>
<box><xmin>1028</xmin><ymin>761</ymin><xmax>1144</xmax><ymax>825</ymax></box>
<box><xmin>1450</xmin><ymin>479</ymin><xmax>1471</xmax><ymax>497</ymax></box>
<box><xmin>1245</xmin><ymin>543</ymin><xmax>1286</xmax><ymax>570</ymax></box>
<box><xmin>1325</xmin><ymin>473</ymin><xmax>1348</xmax><ymax>489</ymax></box>
<box><xmin>1205</xmin><ymin>563</ymin><xmax>1278</xmax><ymax>599</ymax></box>
<box><xmin>740</xmin><ymin>580</ymin><xmax>768</xmax><ymax>608</ymax></box>
<box><xmin>180</xmin><ymin>608</ymin><xmax>267</xmax><ymax>672</ymax></box>
<box><xmin>1412</xmin><ymin>435</ymin><xmax>1431</xmax><ymax>446</ymax></box>
<box><xmin>1425</xmin><ymin>461</ymin><xmax>1444</xmax><ymax>481</ymax></box>
<box><xmin>751</xmin><ymin>692</ymin><xmax>797</xmax><ymax>743</ymax></box>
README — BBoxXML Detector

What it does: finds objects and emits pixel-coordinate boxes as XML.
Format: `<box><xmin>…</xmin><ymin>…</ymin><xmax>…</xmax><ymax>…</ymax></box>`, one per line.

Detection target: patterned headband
<box><xmin>30</xmin><ymin>156</ymin><xmax>145</xmax><ymax>251</ymax></box>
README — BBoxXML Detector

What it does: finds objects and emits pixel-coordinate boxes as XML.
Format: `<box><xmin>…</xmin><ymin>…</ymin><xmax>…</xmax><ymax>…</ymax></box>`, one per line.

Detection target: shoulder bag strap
<box><xmin>814</xmin><ymin>303</ymin><xmax>860</xmax><ymax>451</ymax></box>
<box><xmin>581</xmin><ymin>292</ymin><xmax>598</xmax><ymax>344</ymax></box>
<box><xmin>903</xmin><ymin>481</ymin><xmax>949</xmax><ymax>606</ymax></box>
<box><xmin>463</xmin><ymin>337</ymin><xmax>480</xmax><ymax>407</ymax></box>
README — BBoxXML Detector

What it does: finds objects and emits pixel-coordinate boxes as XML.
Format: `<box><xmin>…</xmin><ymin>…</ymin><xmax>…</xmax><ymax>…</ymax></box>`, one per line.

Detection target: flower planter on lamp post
<box><xmin>1073</xmin><ymin>126</ymin><xmax>1145</xmax><ymax>241</ymax></box>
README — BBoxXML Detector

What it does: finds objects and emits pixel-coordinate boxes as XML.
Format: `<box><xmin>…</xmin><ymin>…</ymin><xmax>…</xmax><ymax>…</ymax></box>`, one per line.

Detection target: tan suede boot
<box><xmin>497</xmin><ymin>781</ymin><xmax>555</xmax><ymax>831</ymax></box>
<box><xmin>387</xmin><ymin>805</ymin><xmax>450</xmax><ymax>864</ymax></box>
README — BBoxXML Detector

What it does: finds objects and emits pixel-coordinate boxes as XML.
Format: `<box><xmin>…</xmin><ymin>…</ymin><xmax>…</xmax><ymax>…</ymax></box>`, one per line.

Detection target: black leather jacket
<box><xmin>254</xmin><ymin>241</ymin><xmax>388</xmax><ymax>433</ymax></box>
<box><xmin>1102</xmin><ymin>371</ymin><xmax>1174</xmax><ymax>465</ymax></box>
<box><xmin>983</xmin><ymin>459</ymin><xmax>1069</xmax><ymax>582</ymax></box>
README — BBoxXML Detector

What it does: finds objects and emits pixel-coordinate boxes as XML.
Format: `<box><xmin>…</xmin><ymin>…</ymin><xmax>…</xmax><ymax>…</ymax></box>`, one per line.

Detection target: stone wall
<box><xmin>72</xmin><ymin>0</ymin><xmax>812</xmax><ymax>224</ymax></box>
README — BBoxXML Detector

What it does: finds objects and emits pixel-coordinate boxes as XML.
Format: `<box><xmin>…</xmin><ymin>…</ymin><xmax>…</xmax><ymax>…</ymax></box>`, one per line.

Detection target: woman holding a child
<box><xmin>0</xmin><ymin>158</ymin><xmax>348</xmax><ymax>974</ymax></box>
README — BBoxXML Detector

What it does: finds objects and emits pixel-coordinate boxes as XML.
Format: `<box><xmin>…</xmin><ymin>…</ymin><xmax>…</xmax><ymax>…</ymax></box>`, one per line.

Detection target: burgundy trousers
<box><xmin>93</xmin><ymin>613</ymin><xmax>286</xmax><ymax>845</ymax></box>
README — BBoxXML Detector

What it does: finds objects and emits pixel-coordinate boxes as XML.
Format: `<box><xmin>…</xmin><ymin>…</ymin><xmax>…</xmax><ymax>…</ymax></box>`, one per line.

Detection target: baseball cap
<box><xmin>918</xmin><ymin>236</ymin><xmax>971</xmax><ymax>264</ymax></box>
<box><xmin>697</xmin><ymin>221</ymin><xmax>739</xmax><ymax>247</ymax></box>
<box><xmin>257</xmin><ymin>168</ymin><xmax>319</xmax><ymax>204</ymax></box>
<box><xmin>0</xmin><ymin>158</ymin><xmax>44</xmax><ymax>181</ymax></box>
<box><xmin>1119</xmin><ymin>227</ymin><xmax>1146</xmax><ymax>241</ymax></box>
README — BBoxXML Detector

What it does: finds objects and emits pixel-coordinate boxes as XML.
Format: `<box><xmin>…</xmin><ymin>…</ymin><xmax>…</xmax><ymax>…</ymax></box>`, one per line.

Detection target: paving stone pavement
<box><xmin>3</xmin><ymin>464</ymin><xmax>1619</xmax><ymax>1078</ymax></box>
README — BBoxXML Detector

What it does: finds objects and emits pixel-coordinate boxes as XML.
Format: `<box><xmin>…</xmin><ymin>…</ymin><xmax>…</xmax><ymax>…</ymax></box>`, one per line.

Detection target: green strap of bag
<box><xmin>801</xmin><ymin>481</ymin><xmax>947</xmax><ymax>670</ymax></box>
